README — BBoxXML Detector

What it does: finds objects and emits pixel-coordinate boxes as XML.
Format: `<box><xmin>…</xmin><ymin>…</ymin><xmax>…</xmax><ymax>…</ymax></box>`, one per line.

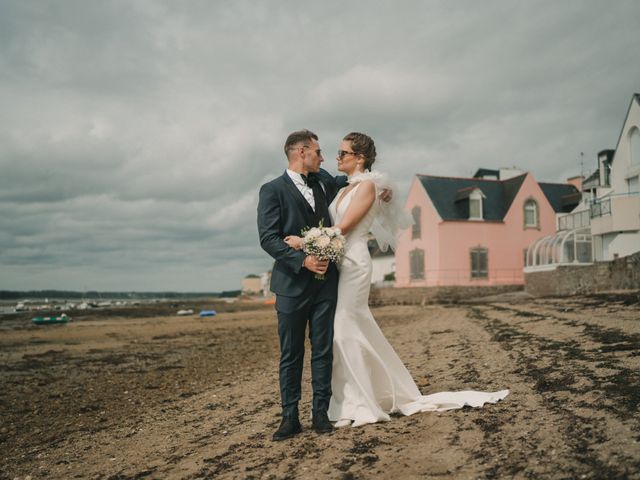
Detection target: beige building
<box><xmin>526</xmin><ymin>93</ymin><xmax>640</xmax><ymax>270</ymax></box>
<box><xmin>241</xmin><ymin>274</ymin><xmax>262</xmax><ymax>295</ymax></box>
<box><xmin>261</xmin><ymin>271</ymin><xmax>274</xmax><ymax>298</ymax></box>
<box><xmin>590</xmin><ymin>93</ymin><xmax>640</xmax><ymax>260</ymax></box>
<box><xmin>368</xmin><ymin>237</ymin><xmax>396</xmax><ymax>286</ymax></box>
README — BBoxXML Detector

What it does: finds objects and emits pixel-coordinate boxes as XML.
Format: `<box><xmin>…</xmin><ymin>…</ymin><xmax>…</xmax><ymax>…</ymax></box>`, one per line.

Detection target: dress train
<box><xmin>327</xmin><ymin>172</ymin><xmax>509</xmax><ymax>427</ymax></box>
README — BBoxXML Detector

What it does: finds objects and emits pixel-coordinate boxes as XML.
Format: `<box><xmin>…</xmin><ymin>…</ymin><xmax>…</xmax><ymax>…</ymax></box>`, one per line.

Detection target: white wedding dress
<box><xmin>327</xmin><ymin>172</ymin><xmax>509</xmax><ymax>427</ymax></box>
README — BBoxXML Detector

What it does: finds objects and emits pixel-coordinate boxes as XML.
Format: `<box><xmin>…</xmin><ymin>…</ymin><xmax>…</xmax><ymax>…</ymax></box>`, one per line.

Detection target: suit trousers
<box><xmin>276</xmin><ymin>279</ymin><xmax>337</xmax><ymax>417</ymax></box>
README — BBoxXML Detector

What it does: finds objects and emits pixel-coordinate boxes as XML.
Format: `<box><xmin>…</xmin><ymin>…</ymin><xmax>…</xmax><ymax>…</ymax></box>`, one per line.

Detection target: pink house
<box><xmin>395</xmin><ymin>168</ymin><xmax>580</xmax><ymax>287</ymax></box>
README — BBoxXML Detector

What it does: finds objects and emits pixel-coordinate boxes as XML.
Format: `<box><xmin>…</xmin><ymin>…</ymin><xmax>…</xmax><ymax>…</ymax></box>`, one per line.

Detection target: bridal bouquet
<box><xmin>301</xmin><ymin>221</ymin><xmax>346</xmax><ymax>280</ymax></box>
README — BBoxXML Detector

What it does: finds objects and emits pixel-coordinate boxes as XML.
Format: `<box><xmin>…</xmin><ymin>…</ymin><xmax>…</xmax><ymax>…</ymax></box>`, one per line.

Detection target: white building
<box><xmin>526</xmin><ymin>93</ymin><xmax>640</xmax><ymax>270</ymax></box>
<box><xmin>260</xmin><ymin>271</ymin><xmax>274</xmax><ymax>298</ymax></box>
<box><xmin>368</xmin><ymin>237</ymin><xmax>396</xmax><ymax>286</ymax></box>
<box><xmin>590</xmin><ymin>94</ymin><xmax>640</xmax><ymax>260</ymax></box>
<box><xmin>241</xmin><ymin>274</ymin><xmax>262</xmax><ymax>295</ymax></box>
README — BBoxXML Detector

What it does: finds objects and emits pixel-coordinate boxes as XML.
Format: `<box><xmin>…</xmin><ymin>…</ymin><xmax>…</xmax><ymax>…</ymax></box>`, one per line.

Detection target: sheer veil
<box><xmin>347</xmin><ymin>170</ymin><xmax>412</xmax><ymax>252</ymax></box>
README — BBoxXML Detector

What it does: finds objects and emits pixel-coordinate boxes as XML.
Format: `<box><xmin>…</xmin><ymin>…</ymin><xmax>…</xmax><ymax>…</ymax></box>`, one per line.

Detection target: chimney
<box><xmin>598</xmin><ymin>149</ymin><xmax>615</xmax><ymax>187</ymax></box>
<box><xmin>566</xmin><ymin>175</ymin><xmax>583</xmax><ymax>191</ymax></box>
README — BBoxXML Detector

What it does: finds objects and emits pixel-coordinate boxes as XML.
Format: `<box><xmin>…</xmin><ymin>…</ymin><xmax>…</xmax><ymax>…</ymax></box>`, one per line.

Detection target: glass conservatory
<box><xmin>524</xmin><ymin>227</ymin><xmax>593</xmax><ymax>271</ymax></box>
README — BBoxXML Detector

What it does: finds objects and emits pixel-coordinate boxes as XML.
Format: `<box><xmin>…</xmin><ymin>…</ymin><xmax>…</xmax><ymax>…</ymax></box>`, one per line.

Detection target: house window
<box><xmin>631</xmin><ymin>127</ymin><xmax>640</xmax><ymax>165</ymax></box>
<box><xmin>469</xmin><ymin>198</ymin><xmax>481</xmax><ymax>218</ymax></box>
<box><xmin>409</xmin><ymin>248</ymin><xmax>425</xmax><ymax>280</ymax></box>
<box><xmin>470</xmin><ymin>248</ymin><xmax>488</xmax><ymax>279</ymax></box>
<box><xmin>524</xmin><ymin>199</ymin><xmax>538</xmax><ymax>228</ymax></box>
<box><xmin>411</xmin><ymin>206</ymin><xmax>421</xmax><ymax>239</ymax></box>
<box><xmin>603</xmin><ymin>160</ymin><xmax>611</xmax><ymax>186</ymax></box>
<box><xmin>469</xmin><ymin>190</ymin><xmax>483</xmax><ymax>220</ymax></box>
<box><xmin>628</xmin><ymin>176</ymin><xmax>639</xmax><ymax>194</ymax></box>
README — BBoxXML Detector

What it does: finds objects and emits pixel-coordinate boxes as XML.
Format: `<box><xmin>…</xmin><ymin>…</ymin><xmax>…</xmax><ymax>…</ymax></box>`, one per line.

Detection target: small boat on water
<box><xmin>177</xmin><ymin>309</ymin><xmax>194</xmax><ymax>316</ymax></box>
<box><xmin>15</xmin><ymin>302</ymin><xmax>28</xmax><ymax>312</ymax></box>
<box><xmin>32</xmin><ymin>313</ymin><xmax>69</xmax><ymax>325</ymax></box>
<box><xmin>199</xmin><ymin>310</ymin><xmax>216</xmax><ymax>317</ymax></box>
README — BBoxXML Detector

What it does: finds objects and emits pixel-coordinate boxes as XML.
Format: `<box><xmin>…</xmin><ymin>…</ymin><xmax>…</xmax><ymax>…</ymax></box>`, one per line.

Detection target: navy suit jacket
<box><xmin>257</xmin><ymin>168</ymin><xmax>348</xmax><ymax>298</ymax></box>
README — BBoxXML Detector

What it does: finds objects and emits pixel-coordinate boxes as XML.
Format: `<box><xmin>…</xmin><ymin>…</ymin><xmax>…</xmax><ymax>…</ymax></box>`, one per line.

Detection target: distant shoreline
<box><xmin>0</xmin><ymin>289</ymin><xmax>241</xmax><ymax>301</ymax></box>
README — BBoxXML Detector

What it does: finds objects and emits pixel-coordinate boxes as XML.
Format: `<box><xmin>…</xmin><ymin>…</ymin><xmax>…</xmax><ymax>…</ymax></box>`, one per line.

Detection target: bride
<box><xmin>287</xmin><ymin>132</ymin><xmax>508</xmax><ymax>428</ymax></box>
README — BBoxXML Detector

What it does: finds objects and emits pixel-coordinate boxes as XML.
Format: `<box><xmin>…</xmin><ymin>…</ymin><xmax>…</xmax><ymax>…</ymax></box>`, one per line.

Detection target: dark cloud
<box><xmin>1</xmin><ymin>0</ymin><xmax>639</xmax><ymax>291</ymax></box>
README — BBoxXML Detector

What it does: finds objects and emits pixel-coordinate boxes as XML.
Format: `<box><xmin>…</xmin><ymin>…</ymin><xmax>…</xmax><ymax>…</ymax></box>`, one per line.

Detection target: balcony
<box><xmin>590</xmin><ymin>193</ymin><xmax>640</xmax><ymax>235</ymax></box>
<box><xmin>558</xmin><ymin>209</ymin><xmax>590</xmax><ymax>231</ymax></box>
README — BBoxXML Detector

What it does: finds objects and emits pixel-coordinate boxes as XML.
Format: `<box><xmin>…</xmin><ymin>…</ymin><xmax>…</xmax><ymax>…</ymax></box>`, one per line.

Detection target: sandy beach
<box><xmin>1</xmin><ymin>292</ymin><xmax>639</xmax><ymax>479</ymax></box>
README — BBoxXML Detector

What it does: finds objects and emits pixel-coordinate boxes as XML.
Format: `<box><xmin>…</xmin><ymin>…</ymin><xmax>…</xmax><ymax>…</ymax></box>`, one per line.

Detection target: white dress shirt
<box><xmin>286</xmin><ymin>169</ymin><xmax>315</xmax><ymax>211</ymax></box>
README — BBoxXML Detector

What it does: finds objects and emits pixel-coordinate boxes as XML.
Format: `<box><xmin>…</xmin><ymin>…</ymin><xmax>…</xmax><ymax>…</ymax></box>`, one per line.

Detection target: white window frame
<box><xmin>524</xmin><ymin>199</ymin><xmax>539</xmax><ymax>228</ymax></box>
<box><xmin>630</xmin><ymin>126</ymin><xmax>640</xmax><ymax>166</ymax></box>
<box><xmin>469</xmin><ymin>189</ymin><xmax>484</xmax><ymax>220</ymax></box>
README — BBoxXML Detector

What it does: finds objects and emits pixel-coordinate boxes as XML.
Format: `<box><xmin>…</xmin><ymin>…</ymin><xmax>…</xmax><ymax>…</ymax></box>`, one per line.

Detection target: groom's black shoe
<box><xmin>272</xmin><ymin>415</ymin><xmax>302</xmax><ymax>441</ymax></box>
<box><xmin>312</xmin><ymin>410</ymin><xmax>334</xmax><ymax>434</ymax></box>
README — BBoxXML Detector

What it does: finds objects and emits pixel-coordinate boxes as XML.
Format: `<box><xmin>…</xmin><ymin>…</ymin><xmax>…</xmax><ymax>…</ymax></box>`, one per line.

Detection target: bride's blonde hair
<box><xmin>343</xmin><ymin>132</ymin><xmax>376</xmax><ymax>170</ymax></box>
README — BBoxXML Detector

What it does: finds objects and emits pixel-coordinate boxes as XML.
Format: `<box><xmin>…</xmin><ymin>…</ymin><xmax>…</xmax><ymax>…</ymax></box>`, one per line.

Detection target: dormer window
<box><xmin>468</xmin><ymin>189</ymin><xmax>484</xmax><ymax>220</ymax></box>
<box><xmin>455</xmin><ymin>187</ymin><xmax>485</xmax><ymax>221</ymax></box>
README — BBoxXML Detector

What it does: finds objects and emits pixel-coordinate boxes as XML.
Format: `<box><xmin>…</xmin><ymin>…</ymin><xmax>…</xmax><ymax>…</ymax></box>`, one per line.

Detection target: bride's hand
<box><xmin>379</xmin><ymin>188</ymin><xmax>392</xmax><ymax>203</ymax></box>
<box><xmin>284</xmin><ymin>235</ymin><xmax>304</xmax><ymax>250</ymax></box>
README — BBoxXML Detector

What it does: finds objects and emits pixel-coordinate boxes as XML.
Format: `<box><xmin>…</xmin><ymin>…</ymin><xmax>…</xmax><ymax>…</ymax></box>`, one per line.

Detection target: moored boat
<box><xmin>32</xmin><ymin>314</ymin><xmax>69</xmax><ymax>325</ymax></box>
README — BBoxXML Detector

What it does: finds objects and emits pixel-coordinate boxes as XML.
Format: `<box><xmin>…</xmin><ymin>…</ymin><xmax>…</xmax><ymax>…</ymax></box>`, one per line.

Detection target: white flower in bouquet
<box><xmin>315</xmin><ymin>235</ymin><xmax>331</xmax><ymax>248</ymax></box>
<box><xmin>330</xmin><ymin>237</ymin><xmax>344</xmax><ymax>250</ymax></box>
<box><xmin>301</xmin><ymin>221</ymin><xmax>346</xmax><ymax>280</ymax></box>
<box><xmin>306</xmin><ymin>227</ymin><xmax>322</xmax><ymax>238</ymax></box>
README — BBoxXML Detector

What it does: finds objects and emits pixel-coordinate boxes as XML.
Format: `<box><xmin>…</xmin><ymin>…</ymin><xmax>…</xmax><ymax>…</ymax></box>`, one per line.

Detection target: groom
<box><xmin>257</xmin><ymin>129</ymin><xmax>347</xmax><ymax>440</ymax></box>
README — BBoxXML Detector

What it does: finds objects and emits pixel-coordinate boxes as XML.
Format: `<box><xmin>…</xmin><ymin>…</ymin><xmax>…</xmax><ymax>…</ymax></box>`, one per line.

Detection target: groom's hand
<box><xmin>304</xmin><ymin>255</ymin><xmax>329</xmax><ymax>275</ymax></box>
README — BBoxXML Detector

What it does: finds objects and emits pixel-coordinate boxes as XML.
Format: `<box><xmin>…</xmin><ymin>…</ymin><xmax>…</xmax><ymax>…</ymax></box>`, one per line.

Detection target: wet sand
<box><xmin>1</xmin><ymin>293</ymin><xmax>639</xmax><ymax>479</ymax></box>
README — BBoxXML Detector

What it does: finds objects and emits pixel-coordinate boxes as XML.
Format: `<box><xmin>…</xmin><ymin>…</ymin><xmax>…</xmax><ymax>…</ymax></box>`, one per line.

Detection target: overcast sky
<box><xmin>1</xmin><ymin>1</ymin><xmax>639</xmax><ymax>292</ymax></box>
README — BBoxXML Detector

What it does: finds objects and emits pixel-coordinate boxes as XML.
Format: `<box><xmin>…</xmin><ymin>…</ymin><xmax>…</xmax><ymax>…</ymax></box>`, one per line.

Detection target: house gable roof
<box><xmin>417</xmin><ymin>173</ymin><xmax>527</xmax><ymax>221</ymax></box>
<box><xmin>612</xmin><ymin>93</ymin><xmax>640</xmax><ymax>163</ymax></box>
<box><xmin>455</xmin><ymin>186</ymin><xmax>486</xmax><ymax>202</ymax></box>
<box><xmin>538</xmin><ymin>183</ymin><xmax>581</xmax><ymax>213</ymax></box>
<box><xmin>583</xmin><ymin>169</ymin><xmax>600</xmax><ymax>189</ymax></box>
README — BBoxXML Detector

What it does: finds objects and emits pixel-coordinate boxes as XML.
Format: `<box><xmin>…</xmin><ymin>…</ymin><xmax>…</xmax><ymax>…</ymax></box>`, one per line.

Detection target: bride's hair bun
<box><xmin>343</xmin><ymin>132</ymin><xmax>376</xmax><ymax>170</ymax></box>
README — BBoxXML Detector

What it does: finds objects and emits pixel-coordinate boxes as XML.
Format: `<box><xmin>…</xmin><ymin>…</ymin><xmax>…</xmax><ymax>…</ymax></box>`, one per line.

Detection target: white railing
<box><xmin>590</xmin><ymin>191</ymin><xmax>640</xmax><ymax>218</ymax></box>
<box><xmin>558</xmin><ymin>210</ymin><xmax>590</xmax><ymax>231</ymax></box>
<box><xmin>590</xmin><ymin>198</ymin><xmax>611</xmax><ymax>218</ymax></box>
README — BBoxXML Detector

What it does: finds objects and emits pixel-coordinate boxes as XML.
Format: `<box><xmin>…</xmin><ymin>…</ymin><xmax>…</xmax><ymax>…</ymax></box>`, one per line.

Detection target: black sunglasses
<box><xmin>337</xmin><ymin>150</ymin><xmax>359</xmax><ymax>159</ymax></box>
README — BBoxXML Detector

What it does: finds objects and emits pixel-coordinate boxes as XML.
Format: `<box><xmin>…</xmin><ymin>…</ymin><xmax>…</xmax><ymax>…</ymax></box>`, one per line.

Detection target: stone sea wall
<box><xmin>369</xmin><ymin>284</ymin><xmax>523</xmax><ymax>306</ymax></box>
<box><xmin>525</xmin><ymin>251</ymin><xmax>640</xmax><ymax>296</ymax></box>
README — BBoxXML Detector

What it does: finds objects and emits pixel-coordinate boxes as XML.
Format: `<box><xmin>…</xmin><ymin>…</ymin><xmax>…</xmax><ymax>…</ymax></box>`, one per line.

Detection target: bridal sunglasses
<box><xmin>337</xmin><ymin>150</ymin><xmax>360</xmax><ymax>159</ymax></box>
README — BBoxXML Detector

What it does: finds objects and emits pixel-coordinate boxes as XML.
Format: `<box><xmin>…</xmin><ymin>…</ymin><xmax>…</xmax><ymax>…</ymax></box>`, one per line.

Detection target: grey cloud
<box><xmin>1</xmin><ymin>0</ymin><xmax>639</xmax><ymax>291</ymax></box>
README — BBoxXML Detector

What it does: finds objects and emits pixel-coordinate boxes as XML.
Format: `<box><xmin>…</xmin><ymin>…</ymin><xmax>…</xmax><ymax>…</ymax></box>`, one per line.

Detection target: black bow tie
<box><xmin>300</xmin><ymin>173</ymin><xmax>318</xmax><ymax>186</ymax></box>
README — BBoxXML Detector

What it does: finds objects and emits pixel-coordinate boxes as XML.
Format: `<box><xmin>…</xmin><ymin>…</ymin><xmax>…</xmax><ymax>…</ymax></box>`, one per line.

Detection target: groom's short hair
<box><xmin>284</xmin><ymin>129</ymin><xmax>318</xmax><ymax>158</ymax></box>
